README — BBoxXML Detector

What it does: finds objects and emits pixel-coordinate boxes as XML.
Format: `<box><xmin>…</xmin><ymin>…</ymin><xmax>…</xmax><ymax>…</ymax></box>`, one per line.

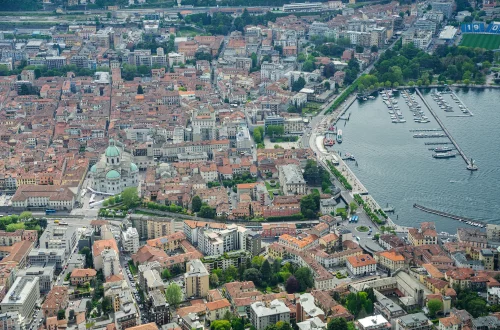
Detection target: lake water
<box><xmin>334</xmin><ymin>88</ymin><xmax>500</xmax><ymax>233</ymax></box>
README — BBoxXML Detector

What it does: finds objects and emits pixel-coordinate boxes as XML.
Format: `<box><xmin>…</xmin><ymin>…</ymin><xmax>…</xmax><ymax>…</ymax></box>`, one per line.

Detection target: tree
<box><xmin>261</xmin><ymin>259</ymin><xmax>272</xmax><ymax>282</ymax></box>
<box><xmin>243</xmin><ymin>268</ymin><xmax>262</xmax><ymax>285</ymax></box>
<box><xmin>198</xmin><ymin>205</ymin><xmax>216</xmax><ymax>219</ymax></box>
<box><xmin>121</xmin><ymin>187</ymin><xmax>139</xmax><ymax>209</ymax></box>
<box><xmin>86</xmin><ymin>300</ymin><xmax>92</xmax><ymax>316</ymax></box>
<box><xmin>327</xmin><ymin>318</ymin><xmax>348</xmax><ymax>330</ymax></box>
<box><xmin>19</xmin><ymin>211</ymin><xmax>32</xmax><ymax>221</ymax></box>
<box><xmin>231</xmin><ymin>318</ymin><xmax>244</xmax><ymax>330</ymax></box>
<box><xmin>294</xmin><ymin>267</ymin><xmax>314</xmax><ymax>291</ymax></box>
<box><xmin>371</xmin><ymin>45</ymin><xmax>379</xmax><ymax>53</ymax></box>
<box><xmin>57</xmin><ymin>309</ymin><xmax>66</xmax><ymax>320</ymax></box>
<box><xmin>80</xmin><ymin>247</ymin><xmax>93</xmax><ymax>267</ymax></box>
<box><xmin>224</xmin><ymin>266</ymin><xmax>238</xmax><ymax>282</ymax></box>
<box><xmin>210</xmin><ymin>273</ymin><xmax>219</xmax><ymax>287</ymax></box>
<box><xmin>428</xmin><ymin>299</ymin><xmax>443</xmax><ymax>318</ymax></box>
<box><xmin>292</xmin><ymin>76</ymin><xmax>306</xmax><ymax>92</ymax></box>
<box><xmin>102</xmin><ymin>297</ymin><xmax>113</xmax><ymax>313</ymax></box>
<box><xmin>6</xmin><ymin>223</ymin><xmax>24</xmax><ymax>232</ymax></box>
<box><xmin>69</xmin><ymin>309</ymin><xmax>75</xmax><ymax>321</ymax></box>
<box><xmin>285</xmin><ymin>275</ymin><xmax>299</xmax><ymax>293</ymax></box>
<box><xmin>162</xmin><ymin>269</ymin><xmax>171</xmax><ymax>280</ymax></box>
<box><xmin>349</xmin><ymin>201</ymin><xmax>358</xmax><ymax>215</ymax></box>
<box><xmin>165</xmin><ymin>283</ymin><xmax>182</xmax><ymax>307</ymax></box>
<box><xmin>19</xmin><ymin>84</ymin><xmax>30</xmax><ymax>95</ymax></box>
<box><xmin>210</xmin><ymin>320</ymin><xmax>231</xmax><ymax>330</ymax></box>
<box><xmin>324</xmin><ymin>81</ymin><xmax>331</xmax><ymax>90</ymax></box>
<box><xmin>252</xmin><ymin>256</ymin><xmax>265</xmax><ymax>268</ymax></box>
<box><xmin>192</xmin><ymin>195</ymin><xmax>202</xmax><ymax>212</ymax></box>
<box><xmin>137</xmin><ymin>84</ymin><xmax>144</xmax><ymax>94</ymax></box>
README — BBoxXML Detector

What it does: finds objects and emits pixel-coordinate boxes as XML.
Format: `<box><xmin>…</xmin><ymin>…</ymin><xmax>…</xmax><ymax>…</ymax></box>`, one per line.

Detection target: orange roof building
<box><xmin>375</xmin><ymin>251</ymin><xmax>406</xmax><ymax>271</ymax></box>
<box><xmin>278</xmin><ymin>233</ymin><xmax>319</xmax><ymax>251</ymax></box>
<box><xmin>347</xmin><ymin>254</ymin><xmax>377</xmax><ymax>276</ymax></box>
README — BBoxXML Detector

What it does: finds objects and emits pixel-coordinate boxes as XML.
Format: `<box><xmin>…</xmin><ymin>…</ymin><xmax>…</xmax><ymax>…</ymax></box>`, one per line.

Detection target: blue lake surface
<box><xmin>334</xmin><ymin>88</ymin><xmax>500</xmax><ymax>233</ymax></box>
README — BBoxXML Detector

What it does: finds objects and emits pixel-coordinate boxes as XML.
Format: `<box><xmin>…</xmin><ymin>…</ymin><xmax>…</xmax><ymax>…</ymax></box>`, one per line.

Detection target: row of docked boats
<box><xmin>382</xmin><ymin>90</ymin><xmax>407</xmax><ymax>123</ymax></box>
<box><xmin>402</xmin><ymin>90</ymin><xmax>429</xmax><ymax>123</ymax></box>
<box><xmin>323</xmin><ymin>125</ymin><xmax>343</xmax><ymax>146</ymax></box>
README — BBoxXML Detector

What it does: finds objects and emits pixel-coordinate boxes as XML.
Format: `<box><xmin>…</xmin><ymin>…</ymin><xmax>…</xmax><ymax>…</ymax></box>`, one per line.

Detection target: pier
<box><xmin>413</xmin><ymin>204</ymin><xmax>486</xmax><ymax>228</ymax></box>
<box><xmin>424</xmin><ymin>142</ymin><xmax>453</xmax><ymax>145</ymax></box>
<box><xmin>413</xmin><ymin>133</ymin><xmax>447</xmax><ymax>138</ymax></box>
<box><xmin>447</xmin><ymin>87</ymin><xmax>474</xmax><ymax>116</ymax></box>
<box><xmin>409</xmin><ymin>129</ymin><xmax>442</xmax><ymax>132</ymax></box>
<box><xmin>416</xmin><ymin>88</ymin><xmax>478</xmax><ymax>171</ymax></box>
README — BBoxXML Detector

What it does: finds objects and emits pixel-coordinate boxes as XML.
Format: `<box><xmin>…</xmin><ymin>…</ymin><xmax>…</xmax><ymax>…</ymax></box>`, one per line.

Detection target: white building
<box><xmin>346</xmin><ymin>254</ymin><xmax>377</xmax><ymax>276</ymax></box>
<box><xmin>297</xmin><ymin>317</ymin><xmax>326</xmax><ymax>330</ymax></box>
<box><xmin>356</xmin><ymin>315</ymin><xmax>391</xmax><ymax>330</ymax></box>
<box><xmin>197</xmin><ymin>225</ymin><xmax>245</xmax><ymax>256</ymax></box>
<box><xmin>402</xmin><ymin>30</ymin><xmax>432</xmax><ymax>50</ymax></box>
<box><xmin>90</xmin><ymin>139</ymin><xmax>139</xmax><ymax>194</ymax></box>
<box><xmin>122</xmin><ymin>227</ymin><xmax>140</xmax><ymax>254</ymax></box>
<box><xmin>11</xmin><ymin>186</ymin><xmax>75</xmax><ymax>210</ymax></box>
<box><xmin>278</xmin><ymin>164</ymin><xmax>306</xmax><ymax>195</ymax></box>
<box><xmin>250</xmin><ymin>300</ymin><xmax>291</xmax><ymax>330</ymax></box>
<box><xmin>236</xmin><ymin>127</ymin><xmax>252</xmax><ymax>151</ymax></box>
<box><xmin>102</xmin><ymin>249</ymin><xmax>121</xmax><ymax>278</ymax></box>
<box><xmin>297</xmin><ymin>293</ymin><xmax>325</xmax><ymax>321</ymax></box>
<box><xmin>0</xmin><ymin>277</ymin><xmax>40</xmax><ymax>326</ymax></box>
<box><xmin>284</xmin><ymin>117</ymin><xmax>305</xmax><ymax>135</ymax></box>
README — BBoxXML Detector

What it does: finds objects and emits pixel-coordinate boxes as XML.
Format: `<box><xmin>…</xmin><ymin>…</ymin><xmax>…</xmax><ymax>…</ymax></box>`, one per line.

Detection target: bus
<box><xmin>45</xmin><ymin>209</ymin><xmax>57</xmax><ymax>215</ymax></box>
<box><xmin>349</xmin><ymin>215</ymin><xmax>359</xmax><ymax>223</ymax></box>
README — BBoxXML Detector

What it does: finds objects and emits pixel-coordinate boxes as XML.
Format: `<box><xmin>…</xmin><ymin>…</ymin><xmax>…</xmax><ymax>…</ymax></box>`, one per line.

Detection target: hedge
<box><xmin>266</xmin><ymin>214</ymin><xmax>304</xmax><ymax>222</ymax></box>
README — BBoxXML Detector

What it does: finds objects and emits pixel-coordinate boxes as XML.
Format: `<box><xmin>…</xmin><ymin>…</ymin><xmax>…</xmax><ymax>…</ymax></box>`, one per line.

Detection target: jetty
<box><xmin>413</xmin><ymin>203</ymin><xmax>485</xmax><ymax>228</ymax></box>
<box><xmin>413</xmin><ymin>133</ymin><xmax>447</xmax><ymax>138</ymax></box>
<box><xmin>424</xmin><ymin>142</ymin><xmax>453</xmax><ymax>145</ymax></box>
<box><xmin>409</xmin><ymin>129</ymin><xmax>442</xmax><ymax>132</ymax></box>
<box><xmin>416</xmin><ymin>88</ymin><xmax>478</xmax><ymax>171</ymax></box>
<box><xmin>448</xmin><ymin>87</ymin><xmax>474</xmax><ymax>116</ymax></box>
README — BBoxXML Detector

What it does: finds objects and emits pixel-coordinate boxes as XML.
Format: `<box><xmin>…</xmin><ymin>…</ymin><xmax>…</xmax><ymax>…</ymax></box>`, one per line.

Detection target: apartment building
<box><xmin>0</xmin><ymin>277</ymin><xmax>40</xmax><ymax>325</ymax></box>
<box><xmin>250</xmin><ymin>300</ymin><xmax>291</xmax><ymax>330</ymax></box>
<box><xmin>122</xmin><ymin>227</ymin><xmax>140</xmax><ymax>254</ymax></box>
<box><xmin>396</xmin><ymin>313</ymin><xmax>432</xmax><ymax>330</ymax></box>
<box><xmin>184</xmin><ymin>259</ymin><xmax>209</xmax><ymax>298</ymax></box>
<box><xmin>28</xmin><ymin>249</ymin><xmax>64</xmax><ymax>271</ymax></box>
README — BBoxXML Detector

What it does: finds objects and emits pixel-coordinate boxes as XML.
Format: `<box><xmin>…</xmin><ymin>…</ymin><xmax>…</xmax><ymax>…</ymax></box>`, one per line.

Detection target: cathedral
<box><xmin>90</xmin><ymin>139</ymin><xmax>139</xmax><ymax>194</ymax></box>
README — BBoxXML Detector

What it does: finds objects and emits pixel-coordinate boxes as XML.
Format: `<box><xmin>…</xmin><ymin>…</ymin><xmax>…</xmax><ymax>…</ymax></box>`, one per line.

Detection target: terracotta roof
<box><xmin>126</xmin><ymin>323</ymin><xmax>159</xmax><ymax>330</ymax></box>
<box><xmin>92</xmin><ymin>239</ymin><xmax>118</xmax><ymax>257</ymax></box>
<box><xmin>347</xmin><ymin>254</ymin><xmax>377</xmax><ymax>268</ymax></box>
<box><xmin>378</xmin><ymin>251</ymin><xmax>405</xmax><ymax>262</ymax></box>
<box><xmin>206</xmin><ymin>298</ymin><xmax>231</xmax><ymax>311</ymax></box>
<box><xmin>71</xmin><ymin>268</ymin><xmax>97</xmax><ymax>278</ymax></box>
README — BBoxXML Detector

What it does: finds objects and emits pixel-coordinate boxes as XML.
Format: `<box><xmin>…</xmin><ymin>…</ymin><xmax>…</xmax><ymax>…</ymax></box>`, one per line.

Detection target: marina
<box><xmin>416</xmin><ymin>88</ymin><xmax>478</xmax><ymax>170</ymax></box>
<box><xmin>333</xmin><ymin>87</ymin><xmax>500</xmax><ymax>232</ymax></box>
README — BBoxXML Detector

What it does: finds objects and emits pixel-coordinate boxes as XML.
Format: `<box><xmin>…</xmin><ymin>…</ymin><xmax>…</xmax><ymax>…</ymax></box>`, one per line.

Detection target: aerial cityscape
<box><xmin>0</xmin><ymin>0</ymin><xmax>499</xmax><ymax>330</ymax></box>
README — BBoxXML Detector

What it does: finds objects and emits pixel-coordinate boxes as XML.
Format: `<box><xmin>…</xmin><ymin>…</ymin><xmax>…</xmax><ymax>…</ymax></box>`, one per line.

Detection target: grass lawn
<box><xmin>356</xmin><ymin>226</ymin><xmax>369</xmax><ymax>232</ymax></box>
<box><xmin>302</xmin><ymin>102</ymin><xmax>322</xmax><ymax>115</ymax></box>
<box><xmin>460</xmin><ymin>34</ymin><xmax>500</xmax><ymax>50</ymax></box>
<box><xmin>264</xmin><ymin>181</ymin><xmax>281</xmax><ymax>198</ymax></box>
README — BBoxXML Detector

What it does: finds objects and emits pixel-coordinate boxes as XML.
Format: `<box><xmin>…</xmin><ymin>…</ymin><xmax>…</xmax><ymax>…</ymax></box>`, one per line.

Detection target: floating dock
<box><xmin>416</xmin><ymin>88</ymin><xmax>478</xmax><ymax>171</ymax></box>
<box><xmin>409</xmin><ymin>129</ymin><xmax>442</xmax><ymax>132</ymax></box>
<box><xmin>447</xmin><ymin>87</ymin><xmax>474</xmax><ymax>116</ymax></box>
<box><xmin>424</xmin><ymin>142</ymin><xmax>453</xmax><ymax>145</ymax></box>
<box><xmin>413</xmin><ymin>204</ymin><xmax>485</xmax><ymax>228</ymax></box>
<box><xmin>413</xmin><ymin>133</ymin><xmax>447</xmax><ymax>138</ymax></box>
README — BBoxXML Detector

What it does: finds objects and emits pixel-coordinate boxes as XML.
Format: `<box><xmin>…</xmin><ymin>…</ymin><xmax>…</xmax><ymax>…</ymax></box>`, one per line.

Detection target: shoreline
<box><xmin>320</xmin><ymin>91</ymin><xmax>414</xmax><ymax>234</ymax></box>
